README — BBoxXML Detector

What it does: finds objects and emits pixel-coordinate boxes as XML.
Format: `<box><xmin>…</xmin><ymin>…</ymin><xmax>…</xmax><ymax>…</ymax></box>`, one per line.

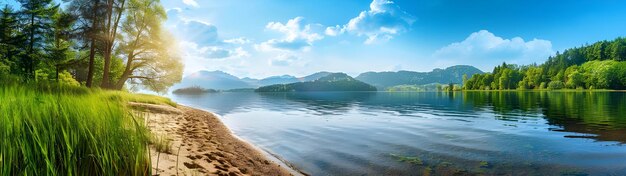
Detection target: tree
<box><xmin>523</xmin><ymin>67</ymin><xmax>543</xmax><ymax>89</ymax></box>
<box><xmin>548</xmin><ymin>81</ymin><xmax>565</xmax><ymax>90</ymax></box>
<box><xmin>113</xmin><ymin>0</ymin><xmax>182</xmax><ymax>92</ymax></box>
<box><xmin>45</xmin><ymin>9</ymin><xmax>75</xmax><ymax>81</ymax></box>
<box><xmin>566</xmin><ymin>71</ymin><xmax>584</xmax><ymax>89</ymax></box>
<box><xmin>608</xmin><ymin>38</ymin><xmax>626</xmax><ymax>61</ymax></box>
<box><xmin>100</xmin><ymin>0</ymin><xmax>127</xmax><ymax>88</ymax></box>
<box><xmin>0</xmin><ymin>5</ymin><xmax>21</xmax><ymax>75</ymax></box>
<box><xmin>462</xmin><ymin>74</ymin><xmax>468</xmax><ymax>89</ymax></box>
<box><xmin>17</xmin><ymin>0</ymin><xmax>59</xmax><ymax>80</ymax></box>
<box><xmin>66</xmin><ymin>0</ymin><xmax>105</xmax><ymax>87</ymax></box>
<box><xmin>581</xmin><ymin>60</ymin><xmax>615</xmax><ymax>89</ymax></box>
<box><xmin>539</xmin><ymin>82</ymin><xmax>546</xmax><ymax>90</ymax></box>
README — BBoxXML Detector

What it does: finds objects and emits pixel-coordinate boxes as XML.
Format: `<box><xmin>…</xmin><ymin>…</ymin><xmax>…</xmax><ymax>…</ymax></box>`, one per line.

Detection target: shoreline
<box><xmin>201</xmin><ymin>109</ymin><xmax>308</xmax><ymax>176</ymax></box>
<box><xmin>132</xmin><ymin>102</ymin><xmax>303</xmax><ymax>175</ymax></box>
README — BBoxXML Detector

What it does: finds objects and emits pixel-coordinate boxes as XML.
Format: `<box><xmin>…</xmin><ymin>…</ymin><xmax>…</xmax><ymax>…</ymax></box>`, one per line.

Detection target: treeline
<box><xmin>464</xmin><ymin>37</ymin><xmax>626</xmax><ymax>90</ymax></box>
<box><xmin>0</xmin><ymin>0</ymin><xmax>182</xmax><ymax>92</ymax></box>
<box><xmin>172</xmin><ymin>86</ymin><xmax>217</xmax><ymax>94</ymax></box>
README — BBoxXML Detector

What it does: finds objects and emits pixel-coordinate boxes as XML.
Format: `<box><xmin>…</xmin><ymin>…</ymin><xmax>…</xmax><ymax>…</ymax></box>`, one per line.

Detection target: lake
<box><xmin>170</xmin><ymin>91</ymin><xmax>626</xmax><ymax>175</ymax></box>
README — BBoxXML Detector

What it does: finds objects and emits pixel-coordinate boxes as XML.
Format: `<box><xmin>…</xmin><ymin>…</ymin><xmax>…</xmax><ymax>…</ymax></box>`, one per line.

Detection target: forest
<box><xmin>0</xmin><ymin>0</ymin><xmax>182</xmax><ymax>92</ymax></box>
<box><xmin>463</xmin><ymin>37</ymin><xmax>626</xmax><ymax>90</ymax></box>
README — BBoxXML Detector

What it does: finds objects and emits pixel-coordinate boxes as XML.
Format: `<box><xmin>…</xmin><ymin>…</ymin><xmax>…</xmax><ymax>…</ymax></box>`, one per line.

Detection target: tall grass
<box><xmin>0</xmin><ymin>80</ymin><xmax>171</xmax><ymax>175</ymax></box>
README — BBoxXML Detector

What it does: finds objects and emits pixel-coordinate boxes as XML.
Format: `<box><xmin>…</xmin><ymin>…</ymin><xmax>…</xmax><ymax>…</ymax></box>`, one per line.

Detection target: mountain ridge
<box><xmin>256</xmin><ymin>73</ymin><xmax>377</xmax><ymax>92</ymax></box>
<box><xmin>355</xmin><ymin>65</ymin><xmax>483</xmax><ymax>89</ymax></box>
<box><xmin>172</xmin><ymin>65</ymin><xmax>483</xmax><ymax>91</ymax></box>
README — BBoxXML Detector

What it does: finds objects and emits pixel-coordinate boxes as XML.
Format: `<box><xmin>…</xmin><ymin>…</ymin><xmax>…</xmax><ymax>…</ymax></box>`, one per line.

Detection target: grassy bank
<box><xmin>0</xmin><ymin>81</ymin><xmax>173</xmax><ymax>175</ymax></box>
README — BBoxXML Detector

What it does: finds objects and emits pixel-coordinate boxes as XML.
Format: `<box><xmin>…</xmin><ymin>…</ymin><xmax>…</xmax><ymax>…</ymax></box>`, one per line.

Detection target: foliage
<box><xmin>15</xmin><ymin>0</ymin><xmax>59</xmax><ymax>79</ymax></box>
<box><xmin>442</xmin><ymin>83</ymin><xmax>461</xmax><ymax>91</ymax></box>
<box><xmin>465</xmin><ymin>37</ymin><xmax>626</xmax><ymax>90</ymax></box>
<box><xmin>548</xmin><ymin>81</ymin><xmax>565</xmax><ymax>90</ymax></box>
<box><xmin>0</xmin><ymin>6</ymin><xmax>21</xmax><ymax>75</ymax></box>
<box><xmin>0</xmin><ymin>0</ymin><xmax>182</xmax><ymax>92</ymax></box>
<box><xmin>114</xmin><ymin>0</ymin><xmax>182</xmax><ymax>92</ymax></box>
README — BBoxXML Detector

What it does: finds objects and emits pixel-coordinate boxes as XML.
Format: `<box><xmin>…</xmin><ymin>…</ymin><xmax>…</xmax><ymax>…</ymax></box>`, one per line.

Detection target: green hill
<box><xmin>355</xmin><ymin>65</ymin><xmax>483</xmax><ymax>90</ymax></box>
<box><xmin>256</xmin><ymin>73</ymin><xmax>377</xmax><ymax>92</ymax></box>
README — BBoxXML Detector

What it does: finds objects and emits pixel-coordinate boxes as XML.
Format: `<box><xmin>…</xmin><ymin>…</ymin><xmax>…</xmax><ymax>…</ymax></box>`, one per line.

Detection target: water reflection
<box><xmin>462</xmin><ymin>92</ymin><xmax>626</xmax><ymax>143</ymax></box>
<box><xmin>170</xmin><ymin>91</ymin><xmax>626</xmax><ymax>175</ymax></box>
<box><xmin>247</xmin><ymin>91</ymin><xmax>626</xmax><ymax>143</ymax></box>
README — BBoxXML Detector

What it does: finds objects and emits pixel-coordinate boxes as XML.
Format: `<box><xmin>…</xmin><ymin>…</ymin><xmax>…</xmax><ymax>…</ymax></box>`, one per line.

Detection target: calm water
<box><xmin>170</xmin><ymin>92</ymin><xmax>626</xmax><ymax>175</ymax></box>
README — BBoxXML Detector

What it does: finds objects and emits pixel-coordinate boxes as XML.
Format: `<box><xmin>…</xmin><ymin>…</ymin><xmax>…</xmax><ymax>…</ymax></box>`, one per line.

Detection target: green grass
<box><xmin>0</xmin><ymin>81</ymin><xmax>175</xmax><ymax>175</ymax></box>
<box><xmin>150</xmin><ymin>134</ymin><xmax>173</xmax><ymax>154</ymax></box>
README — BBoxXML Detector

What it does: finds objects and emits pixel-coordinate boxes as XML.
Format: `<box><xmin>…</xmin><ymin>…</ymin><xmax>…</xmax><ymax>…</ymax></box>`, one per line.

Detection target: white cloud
<box><xmin>182</xmin><ymin>0</ymin><xmax>198</xmax><ymax>7</ymax></box>
<box><xmin>269</xmin><ymin>54</ymin><xmax>299</xmax><ymax>66</ymax></box>
<box><xmin>432</xmin><ymin>30</ymin><xmax>554</xmax><ymax>71</ymax></box>
<box><xmin>165</xmin><ymin>9</ymin><xmax>251</xmax><ymax>62</ymax></box>
<box><xmin>175</xmin><ymin>20</ymin><xmax>220</xmax><ymax>46</ymax></box>
<box><xmin>256</xmin><ymin>17</ymin><xmax>324</xmax><ymax>52</ymax></box>
<box><xmin>179</xmin><ymin>42</ymin><xmax>249</xmax><ymax>59</ymax></box>
<box><xmin>325</xmin><ymin>0</ymin><xmax>415</xmax><ymax>44</ymax></box>
<box><xmin>224</xmin><ymin>37</ymin><xmax>252</xmax><ymax>45</ymax></box>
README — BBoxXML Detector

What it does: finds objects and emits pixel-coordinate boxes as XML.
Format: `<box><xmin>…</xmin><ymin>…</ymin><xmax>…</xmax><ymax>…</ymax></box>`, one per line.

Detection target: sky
<box><xmin>5</xmin><ymin>0</ymin><xmax>626</xmax><ymax>78</ymax></box>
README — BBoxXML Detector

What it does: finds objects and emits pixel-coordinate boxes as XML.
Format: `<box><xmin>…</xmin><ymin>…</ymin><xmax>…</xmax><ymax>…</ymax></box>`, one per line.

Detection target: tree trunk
<box><xmin>101</xmin><ymin>43</ymin><xmax>112</xmax><ymax>88</ymax></box>
<box><xmin>114</xmin><ymin>70</ymin><xmax>131</xmax><ymax>90</ymax></box>
<box><xmin>114</xmin><ymin>51</ymin><xmax>136</xmax><ymax>90</ymax></box>
<box><xmin>55</xmin><ymin>65</ymin><xmax>59</xmax><ymax>81</ymax></box>
<box><xmin>100</xmin><ymin>0</ymin><xmax>125</xmax><ymax>89</ymax></box>
<box><xmin>86</xmin><ymin>0</ymin><xmax>99</xmax><ymax>87</ymax></box>
<box><xmin>28</xmin><ymin>12</ymin><xmax>35</xmax><ymax>80</ymax></box>
<box><xmin>86</xmin><ymin>39</ymin><xmax>96</xmax><ymax>87</ymax></box>
<box><xmin>100</xmin><ymin>0</ymin><xmax>114</xmax><ymax>88</ymax></box>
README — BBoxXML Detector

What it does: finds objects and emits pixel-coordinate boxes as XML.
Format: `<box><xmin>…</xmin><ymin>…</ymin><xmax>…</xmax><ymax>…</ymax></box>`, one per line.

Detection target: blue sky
<box><xmin>4</xmin><ymin>0</ymin><xmax>626</xmax><ymax>78</ymax></box>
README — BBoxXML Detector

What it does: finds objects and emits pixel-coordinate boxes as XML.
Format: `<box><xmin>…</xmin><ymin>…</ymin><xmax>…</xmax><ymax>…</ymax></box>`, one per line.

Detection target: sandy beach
<box><xmin>130</xmin><ymin>102</ymin><xmax>300</xmax><ymax>176</ymax></box>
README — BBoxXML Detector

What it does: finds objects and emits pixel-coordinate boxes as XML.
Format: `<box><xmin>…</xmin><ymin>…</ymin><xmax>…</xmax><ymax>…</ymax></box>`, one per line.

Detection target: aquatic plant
<box><xmin>390</xmin><ymin>153</ymin><xmax>424</xmax><ymax>165</ymax></box>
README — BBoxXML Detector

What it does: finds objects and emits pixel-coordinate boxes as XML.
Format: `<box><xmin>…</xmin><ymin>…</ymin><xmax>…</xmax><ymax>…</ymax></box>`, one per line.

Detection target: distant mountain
<box><xmin>174</xmin><ymin>71</ymin><xmax>338</xmax><ymax>90</ymax></box>
<box><xmin>258</xmin><ymin>75</ymin><xmax>299</xmax><ymax>86</ymax></box>
<box><xmin>174</xmin><ymin>67</ymin><xmax>480</xmax><ymax>92</ymax></box>
<box><xmin>240</xmin><ymin>77</ymin><xmax>260</xmax><ymax>85</ymax></box>
<box><xmin>300</xmin><ymin>71</ymin><xmax>333</xmax><ymax>82</ymax></box>
<box><xmin>173</xmin><ymin>71</ymin><xmax>255</xmax><ymax>90</ymax></box>
<box><xmin>256</xmin><ymin>73</ymin><xmax>377</xmax><ymax>92</ymax></box>
<box><xmin>355</xmin><ymin>65</ymin><xmax>483</xmax><ymax>89</ymax></box>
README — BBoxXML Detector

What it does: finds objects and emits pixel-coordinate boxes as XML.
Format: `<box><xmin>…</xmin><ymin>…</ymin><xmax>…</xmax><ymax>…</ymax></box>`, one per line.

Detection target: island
<box><xmin>255</xmin><ymin>73</ymin><xmax>377</xmax><ymax>92</ymax></box>
<box><xmin>172</xmin><ymin>86</ymin><xmax>218</xmax><ymax>94</ymax></box>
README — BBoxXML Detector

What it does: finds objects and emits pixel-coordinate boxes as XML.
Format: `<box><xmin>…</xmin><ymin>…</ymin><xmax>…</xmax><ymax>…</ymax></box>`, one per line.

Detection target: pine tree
<box><xmin>17</xmin><ymin>0</ymin><xmax>59</xmax><ymax>80</ymax></box>
<box><xmin>46</xmin><ymin>9</ymin><xmax>75</xmax><ymax>81</ymax></box>
<box><xmin>0</xmin><ymin>5</ymin><xmax>22</xmax><ymax>74</ymax></box>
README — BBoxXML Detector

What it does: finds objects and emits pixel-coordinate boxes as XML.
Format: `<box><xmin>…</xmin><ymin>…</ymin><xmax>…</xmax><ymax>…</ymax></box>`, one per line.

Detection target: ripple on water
<box><xmin>171</xmin><ymin>92</ymin><xmax>626</xmax><ymax>175</ymax></box>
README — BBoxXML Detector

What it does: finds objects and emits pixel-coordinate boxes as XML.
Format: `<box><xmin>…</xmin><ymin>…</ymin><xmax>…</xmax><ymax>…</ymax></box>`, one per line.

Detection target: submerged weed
<box><xmin>390</xmin><ymin>153</ymin><xmax>424</xmax><ymax>165</ymax></box>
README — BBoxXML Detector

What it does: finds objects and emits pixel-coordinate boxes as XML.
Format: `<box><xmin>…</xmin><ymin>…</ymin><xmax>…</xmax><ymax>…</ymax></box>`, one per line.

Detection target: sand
<box><xmin>129</xmin><ymin>102</ymin><xmax>300</xmax><ymax>176</ymax></box>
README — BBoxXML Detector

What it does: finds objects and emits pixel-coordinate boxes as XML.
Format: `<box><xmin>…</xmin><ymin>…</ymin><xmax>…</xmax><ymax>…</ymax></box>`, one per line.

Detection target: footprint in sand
<box><xmin>183</xmin><ymin>162</ymin><xmax>203</xmax><ymax>169</ymax></box>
